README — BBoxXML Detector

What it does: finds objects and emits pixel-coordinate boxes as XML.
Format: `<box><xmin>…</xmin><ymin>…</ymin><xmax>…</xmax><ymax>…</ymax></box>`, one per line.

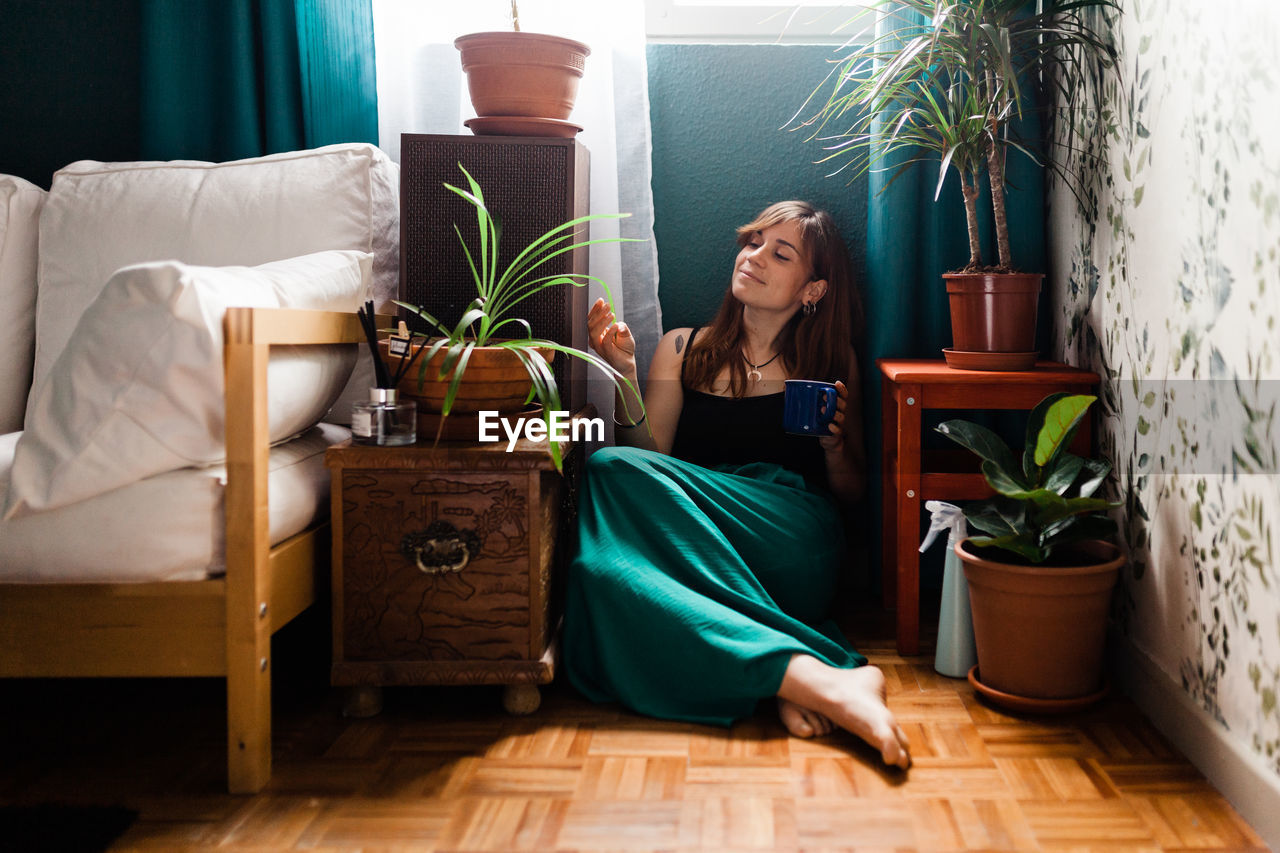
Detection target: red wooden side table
<box><xmin>878</xmin><ymin>359</ymin><xmax>1100</xmax><ymax>656</ymax></box>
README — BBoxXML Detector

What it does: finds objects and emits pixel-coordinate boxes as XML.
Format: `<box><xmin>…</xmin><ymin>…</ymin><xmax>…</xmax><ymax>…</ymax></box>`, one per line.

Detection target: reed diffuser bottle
<box><xmin>353</xmin><ymin>303</ymin><xmax>423</xmax><ymax>446</ymax></box>
<box><xmin>351</xmin><ymin>387</ymin><xmax>415</xmax><ymax>446</ymax></box>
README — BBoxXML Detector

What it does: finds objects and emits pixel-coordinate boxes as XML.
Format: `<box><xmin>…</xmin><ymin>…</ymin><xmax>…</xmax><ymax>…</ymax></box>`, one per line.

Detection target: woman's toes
<box><xmin>879</xmin><ymin>724</ymin><xmax>911</xmax><ymax>769</ymax></box>
<box><xmin>777</xmin><ymin>698</ymin><xmax>816</xmax><ymax>738</ymax></box>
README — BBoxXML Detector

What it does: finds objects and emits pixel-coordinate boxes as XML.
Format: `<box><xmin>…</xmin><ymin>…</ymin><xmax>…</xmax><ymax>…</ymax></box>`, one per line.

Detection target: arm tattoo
<box><xmin>674</xmin><ymin>334</ymin><xmax>685</xmax><ymax>354</ymax></box>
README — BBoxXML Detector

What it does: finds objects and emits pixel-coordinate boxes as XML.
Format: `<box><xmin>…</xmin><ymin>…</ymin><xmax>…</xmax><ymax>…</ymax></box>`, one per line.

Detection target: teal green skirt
<box><xmin>562</xmin><ymin>446</ymin><xmax>866</xmax><ymax>726</ymax></box>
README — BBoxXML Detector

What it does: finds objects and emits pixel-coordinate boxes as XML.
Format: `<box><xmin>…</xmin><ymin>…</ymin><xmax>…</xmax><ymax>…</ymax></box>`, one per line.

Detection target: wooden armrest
<box><xmin>224</xmin><ymin>306</ymin><xmax>392</xmax><ymax>347</ymax></box>
<box><xmin>222</xmin><ymin>307</ymin><xmax>390</xmax><ymax>567</ymax></box>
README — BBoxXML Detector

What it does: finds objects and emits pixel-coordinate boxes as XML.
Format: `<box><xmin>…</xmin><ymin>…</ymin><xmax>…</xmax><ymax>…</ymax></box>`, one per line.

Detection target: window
<box><xmin>644</xmin><ymin>0</ymin><xmax>871</xmax><ymax>43</ymax></box>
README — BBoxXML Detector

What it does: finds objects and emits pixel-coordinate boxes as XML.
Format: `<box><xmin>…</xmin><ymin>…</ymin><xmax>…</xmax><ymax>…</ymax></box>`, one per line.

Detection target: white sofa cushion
<box><xmin>29</xmin><ymin>143</ymin><xmax>399</xmax><ymax>422</ymax></box>
<box><xmin>4</xmin><ymin>250</ymin><xmax>369</xmax><ymax>519</ymax></box>
<box><xmin>0</xmin><ymin>424</ymin><xmax>348</xmax><ymax>583</ymax></box>
<box><xmin>0</xmin><ymin>175</ymin><xmax>46</xmax><ymax>433</ymax></box>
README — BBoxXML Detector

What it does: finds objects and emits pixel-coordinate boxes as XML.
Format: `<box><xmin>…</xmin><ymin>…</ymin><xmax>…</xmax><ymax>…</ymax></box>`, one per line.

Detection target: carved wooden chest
<box><xmin>325</xmin><ymin>424</ymin><xmax>585</xmax><ymax>713</ymax></box>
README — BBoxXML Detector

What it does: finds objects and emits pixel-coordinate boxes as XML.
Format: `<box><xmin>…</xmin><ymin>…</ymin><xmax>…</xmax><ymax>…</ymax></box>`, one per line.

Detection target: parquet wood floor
<box><xmin>0</xmin><ymin>608</ymin><xmax>1267</xmax><ymax>852</ymax></box>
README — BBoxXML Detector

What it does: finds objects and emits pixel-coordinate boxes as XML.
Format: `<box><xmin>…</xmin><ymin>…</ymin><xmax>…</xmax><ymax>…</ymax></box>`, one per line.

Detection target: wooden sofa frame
<box><xmin>0</xmin><ymin>307</ymin><xmax>369</xmax><ymax>793</ymax></box>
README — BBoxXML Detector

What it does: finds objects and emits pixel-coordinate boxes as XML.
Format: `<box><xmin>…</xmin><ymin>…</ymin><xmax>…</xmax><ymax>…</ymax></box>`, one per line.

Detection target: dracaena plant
<box><xmin>790</xmin><ymin>0</ymin><xmax>1119</xmax><ymax>273</ymax></box>
<box><xmin>392</xmin><ymin>163</ymin><xmax>643</xmax><ymax>470</ymax></box>
<box><xmin>935</xmin><ymin>392</ymin><xmax>1119</xmax><ymax>563</ymax></box>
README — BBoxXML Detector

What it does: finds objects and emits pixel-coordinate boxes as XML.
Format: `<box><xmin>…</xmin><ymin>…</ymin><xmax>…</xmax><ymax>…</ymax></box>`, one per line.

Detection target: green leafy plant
<box><xmin>392</xmin><ymin>164</ymin><xmax>643</xmax><ymax>470</ymax></box>
<box><xmin>790</xmin><ymin>0</ymin><xmax>1119</xmax><ymax>273</ymax></box>
<box><xmin>935</xmin><ymin>392</ymin><xmax>1119</xmax><ymax>563</ymax></box>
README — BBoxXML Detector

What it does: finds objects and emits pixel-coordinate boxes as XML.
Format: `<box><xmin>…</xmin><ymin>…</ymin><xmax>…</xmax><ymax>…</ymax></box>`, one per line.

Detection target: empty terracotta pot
<box><xmin>455</xmin><ymin>31</ymin><xmax>590</xmax><ymax>120</ymax></box>
<box><xmin>943</xmin><ymin>272</ymin><xmax>1042</xmax><ymax>353</ymax></box>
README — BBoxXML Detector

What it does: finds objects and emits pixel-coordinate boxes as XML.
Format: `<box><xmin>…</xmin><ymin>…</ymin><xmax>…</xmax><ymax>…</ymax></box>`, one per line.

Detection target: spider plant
<box><xmin>392</xmin><ymin>163</ymin><xmax>643</xmax><ymax>470</ymax></box>
<box><xmin>790</xmin><ymin>0</ymin><xmax>1119</xmax><ymax>273</ymax></box>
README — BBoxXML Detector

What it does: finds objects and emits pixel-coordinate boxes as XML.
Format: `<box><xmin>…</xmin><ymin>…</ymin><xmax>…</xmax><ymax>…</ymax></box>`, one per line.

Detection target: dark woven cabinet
<box><xmin>399</xmin><ymin>134</ymin><xmax>591</xmax><ymax>412</ymax></box>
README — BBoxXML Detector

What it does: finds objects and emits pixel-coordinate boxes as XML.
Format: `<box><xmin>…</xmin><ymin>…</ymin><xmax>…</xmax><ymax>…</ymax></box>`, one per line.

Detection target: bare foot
<box><xmin>778</xmin><ymin>657</ymin><xmax>911</xmax><ymax>769</ymax></box>
<box><xmin>777</xmin><ymin>697</ymin><xmax>834</xmax><ymax>738</ymax></box>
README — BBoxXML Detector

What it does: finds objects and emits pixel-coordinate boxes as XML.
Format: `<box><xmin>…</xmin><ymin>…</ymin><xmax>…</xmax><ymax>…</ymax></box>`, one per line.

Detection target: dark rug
<box><xmin>0</xmin><ymin>805</ymin><xmax>138</xmax><ymax>853</ymax></box>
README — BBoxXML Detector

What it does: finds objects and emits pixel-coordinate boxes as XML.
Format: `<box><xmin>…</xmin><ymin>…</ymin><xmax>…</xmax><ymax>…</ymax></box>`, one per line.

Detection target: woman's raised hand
<box><xmin>818</xmin><ymin>380</ymin><xmax>848</xmax><ymax>453</ymax></box>
<box><xmin>587</xmin><ymin>297</ymin><xmax>637</xmax><ymax>376</ymax></box>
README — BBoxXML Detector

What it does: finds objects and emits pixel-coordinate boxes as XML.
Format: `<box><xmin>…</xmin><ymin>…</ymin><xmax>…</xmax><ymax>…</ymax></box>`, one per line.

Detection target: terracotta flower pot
<box><xmin>455</xmin><ymin>31</ymin><xmax>590</xmax><ymax>120</ymax></box>
<box><xmin>957</xmin><ymin>538</ymin><xmax>1123</xmax><ymax>702</ymax></box>
<box><xmin>379</xmin><ymin>340</ymin><xmax>554</xmax><ymax>415</ymax></box>
<box><xmin>943</xmin><ymin>272</ymin><xmax>1042</xmax><ymax>354</ymax></box>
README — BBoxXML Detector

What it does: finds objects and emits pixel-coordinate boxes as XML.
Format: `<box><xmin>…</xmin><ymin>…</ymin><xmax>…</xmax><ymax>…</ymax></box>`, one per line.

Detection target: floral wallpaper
<box><xmin>1049</xmin><ymin>1</ymin><xmax>1280</xmax><ymax>769</ymax></box>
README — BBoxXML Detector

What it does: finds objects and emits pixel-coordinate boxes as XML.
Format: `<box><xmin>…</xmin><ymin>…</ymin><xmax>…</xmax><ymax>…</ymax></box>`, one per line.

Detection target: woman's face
<box><xmin>731</xmin><ymin>220</ymin><xmax>821</xmax><ymax>313</ymax></box>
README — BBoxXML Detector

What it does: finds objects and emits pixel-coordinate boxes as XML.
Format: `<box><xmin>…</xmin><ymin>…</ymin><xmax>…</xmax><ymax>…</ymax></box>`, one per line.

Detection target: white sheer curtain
<box><xmin>371</xmin><ymin>0</ymin><xmax>662</xmax><ymax>427</ymax></box>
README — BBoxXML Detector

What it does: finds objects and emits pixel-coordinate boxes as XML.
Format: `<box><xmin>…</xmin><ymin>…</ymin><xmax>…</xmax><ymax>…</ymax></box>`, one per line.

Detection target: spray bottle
<box><xmin>919</xmin><ymin>500</ymin><xmax>975</xmax><ymax>678</ymax></box>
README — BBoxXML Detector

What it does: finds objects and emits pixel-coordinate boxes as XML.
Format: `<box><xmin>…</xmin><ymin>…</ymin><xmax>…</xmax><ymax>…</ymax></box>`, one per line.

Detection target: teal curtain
<box><xmin>140</xmin><ymin>0</ymin><xmax>378</xmax><ymax>162</ymax></box>
<box><xmin>860</xmin><ymin>4</ymin><xmax>1048</xmax><ymax>594</ymax></box>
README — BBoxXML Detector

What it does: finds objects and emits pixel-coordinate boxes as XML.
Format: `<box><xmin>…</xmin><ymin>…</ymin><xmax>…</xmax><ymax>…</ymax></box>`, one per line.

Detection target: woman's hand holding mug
<box><xmin>817</xmin><ymin>380</ymin><xmax>848</xmax><ymax>453</ymax></box>
<box><xmin>780</xmin><ymin>379</ymin><xmax>847</xmax><ymax>453</ymax></box>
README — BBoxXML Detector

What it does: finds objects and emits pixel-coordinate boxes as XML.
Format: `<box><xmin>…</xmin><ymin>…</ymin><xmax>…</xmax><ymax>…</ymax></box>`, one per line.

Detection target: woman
<box><xmin>563</xmin><ymin>201</ymin><xmax>910</xmax><ymax>769</ymax></box>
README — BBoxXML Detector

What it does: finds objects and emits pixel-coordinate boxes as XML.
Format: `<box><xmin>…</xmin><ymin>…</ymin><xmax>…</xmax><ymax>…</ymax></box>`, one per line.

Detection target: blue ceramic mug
<box><xmin>783</xmin><ymin>380</ymin><xmax>838</xmax><ymax>436</ymax></box>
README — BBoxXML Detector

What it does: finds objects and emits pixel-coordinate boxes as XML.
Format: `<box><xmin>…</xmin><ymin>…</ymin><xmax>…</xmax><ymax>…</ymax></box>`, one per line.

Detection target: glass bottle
<box><xmin>351</xmin><ymin>388</ymin><xmax>416</xmax><ymax>446</ymax></box>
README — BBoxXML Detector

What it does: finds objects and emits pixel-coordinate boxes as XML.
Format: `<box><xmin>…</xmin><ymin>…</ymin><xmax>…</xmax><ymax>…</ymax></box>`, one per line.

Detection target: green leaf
<box><xmin>413</xmin><ymin>337</ymin><xmax>450</xmax><ymax>390</ymax></box>
<box><xmin>936</xmin><ymin>420</ymin><xmax>1026</xmax><ymax>489</ymax></box>
<box><xmin>1023</xmin><ymin>392</ymin><xmax>1069</xmax><ymax>479</ymax></box>
<box><xmin>1042</xmin><ymin>513</ymin><xmax>1118</xmax><ymax>550</ymax></box>
<box><xmin>962</xmin><ymin>497</ymin><xmax>1026</xmax><ymax>538</ymax></box>
<box><xmin>1074</xmin><ymin>457</ymin><xmax>1112</xmax><ymax>498</ymax></box>
<box><xmin>1032</xmin><ymin>394</ymin><xmax>1095</xmax><ymax>468</ymax></box>
<box><xmin>966</xmin><ymin>534</ymin><xmax>1048</xmax><ymax>564</ymax></box>
<box><xmin>505</xmin><ymin>344</ymin><xmax>561</xmax><ymax>415</ymax></box>
<box><xmin>982</xmin><ymin>460</ymin><xmax>1035</xmax><ymax>497</ymax></box>
<box><xmin>439</xmin><ymin>342</ymin><xmax>474</xmax><ymax>416</ymax></box>
<box><xmin>393</xmin><ymin>300</ymin><xmax>449</xmax><ymax>337</ymax></box>
<box><xmin>1032</xmin><ymin>495</ymin><xmax>1117</xmax><ymax>528</ymax></box>
<box><xmin>1043</xmin><ymin>453</ymin><xmax>1085</xmax><ymax>495</ymax></box>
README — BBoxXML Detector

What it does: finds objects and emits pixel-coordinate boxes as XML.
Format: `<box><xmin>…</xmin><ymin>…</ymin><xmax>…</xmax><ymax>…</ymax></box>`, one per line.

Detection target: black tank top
<box><xmin>670</xmin><ymin>328</ymin><xmax>828</xmax><ymax>492</ymax></box>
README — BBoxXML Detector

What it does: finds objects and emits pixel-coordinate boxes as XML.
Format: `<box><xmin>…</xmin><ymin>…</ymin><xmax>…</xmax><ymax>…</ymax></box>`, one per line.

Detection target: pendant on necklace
<box><xmin>743</xmin><ymin>348</ymin><xmax>779</xmax><ymax>382</ymax></box>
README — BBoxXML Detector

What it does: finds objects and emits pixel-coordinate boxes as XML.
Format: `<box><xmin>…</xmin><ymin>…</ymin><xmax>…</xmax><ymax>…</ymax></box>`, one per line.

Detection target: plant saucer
<box><xmin>464</xmin><ymin>116</ymin><xmax>583</xmax><ymax>138</ymax></box>
<box><xmin>942</xmin><ymin>348</ymin><xmax>1039</xmax><ymax>371</ymax></box>
<box><xmin>967</xmin><ymin>665</ymin><xmax>1109</xmax><ymax>715</ymax></box>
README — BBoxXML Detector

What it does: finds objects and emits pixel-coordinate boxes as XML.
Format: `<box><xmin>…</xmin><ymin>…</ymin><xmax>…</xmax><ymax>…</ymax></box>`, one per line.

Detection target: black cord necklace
<box><xmin>743</xmin><ymin>348</ymin><xmax>781</xmax><ymax>382</ymax></box>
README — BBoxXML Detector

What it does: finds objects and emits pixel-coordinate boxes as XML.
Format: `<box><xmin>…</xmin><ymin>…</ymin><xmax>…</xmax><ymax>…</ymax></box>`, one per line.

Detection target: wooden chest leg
<box><xmin>503</xmin><ymin>684</ymin><xmax>541</xmax><ymax>715</ymax></box>
<box><xmin>343</xmin><ymin>685</ymin><xmax>384</xmax><ymax>718</ymax></box>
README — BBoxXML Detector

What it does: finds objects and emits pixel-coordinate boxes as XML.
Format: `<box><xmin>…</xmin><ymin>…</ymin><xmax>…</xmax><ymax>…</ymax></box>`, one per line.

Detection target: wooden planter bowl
<box><xmin>455</xmin><ymin>31</ymin><xmax>590</xmax><ymax>120</ymax></box>
<box><xmin>379</xmin><ymin>340</ymin><xmax>555</xmax><ymax>415</ymax></box>
<box><xmin>957</xmin><ymin>538</ymin><xmax>1123</xmax><ymax>701</ymax></box>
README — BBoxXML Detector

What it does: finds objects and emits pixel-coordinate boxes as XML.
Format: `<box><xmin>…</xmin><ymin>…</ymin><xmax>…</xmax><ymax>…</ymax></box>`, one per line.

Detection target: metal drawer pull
<box><xmin>400</xmin><ymin>521</ymin><xmax>482</xmax><ymax>575</ymax></box>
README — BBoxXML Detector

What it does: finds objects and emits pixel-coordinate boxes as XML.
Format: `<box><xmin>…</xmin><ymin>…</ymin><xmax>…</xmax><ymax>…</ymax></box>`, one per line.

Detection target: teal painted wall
<box><xmin>647</xmin><ymin>44</ymin><xmax>869</xmax><ymax>331</ymax></box>
<box><xmin>0</xmin><ymin>0</ymin><xmax>143</xmax><ymax>188</ymax></box>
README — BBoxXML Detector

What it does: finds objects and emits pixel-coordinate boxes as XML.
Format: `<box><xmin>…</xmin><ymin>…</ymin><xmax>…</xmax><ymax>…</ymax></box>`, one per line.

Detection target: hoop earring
<box><xmin>802</xmin><ymin>301</ymin><xmax>816</xmax><ymax>317</ymax></box>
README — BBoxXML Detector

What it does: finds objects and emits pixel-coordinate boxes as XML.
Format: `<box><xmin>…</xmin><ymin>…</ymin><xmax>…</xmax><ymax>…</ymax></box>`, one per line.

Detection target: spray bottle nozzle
<box><xmin>918</xmin><ymin>500</ymin><xmax>968</xmax><ymax>553</ymax></box>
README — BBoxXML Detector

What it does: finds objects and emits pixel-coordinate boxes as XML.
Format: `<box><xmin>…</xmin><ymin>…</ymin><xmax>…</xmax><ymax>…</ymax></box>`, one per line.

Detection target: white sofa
<box><xmin>0</xmin><ymin>143</ymin><xmax>399</xmax><ymax>792</ymax></box>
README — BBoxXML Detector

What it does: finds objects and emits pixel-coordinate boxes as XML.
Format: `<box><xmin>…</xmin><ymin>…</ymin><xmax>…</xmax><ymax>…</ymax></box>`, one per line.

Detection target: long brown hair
<box><xmin>683</xmin><ymin>201</ymin><xmax>859</xmax><ymax>396</ymax></box>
